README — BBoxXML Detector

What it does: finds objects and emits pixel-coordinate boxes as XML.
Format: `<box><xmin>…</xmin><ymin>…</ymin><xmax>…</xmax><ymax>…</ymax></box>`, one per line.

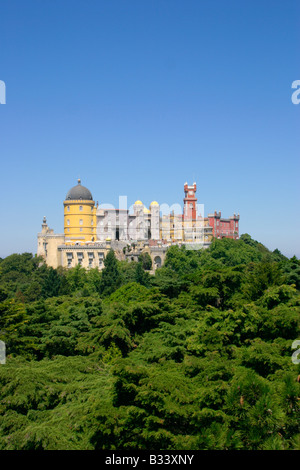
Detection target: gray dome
<box><xmin>66</xmin><ymin>179</ymin><xmax>93</xmax><ymax>200</ymax></box>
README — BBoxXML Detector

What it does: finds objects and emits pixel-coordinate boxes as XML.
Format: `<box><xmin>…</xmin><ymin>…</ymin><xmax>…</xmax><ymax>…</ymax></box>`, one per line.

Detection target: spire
<box><xmin>41</xmin><ymin>216</ymin><xmax>48</xmax><ymax>233</ymax></box>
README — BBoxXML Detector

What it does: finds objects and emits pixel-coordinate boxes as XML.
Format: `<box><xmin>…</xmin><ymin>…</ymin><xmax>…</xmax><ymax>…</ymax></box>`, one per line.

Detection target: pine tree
<box><xmin>99</xmin><ymin>249</ymin><xmax>122</xmax><ymax>296</ymax></box>
<box><xmin>41</xmin><ymin>267</ymin><xmax>61</xmax><ymax>298</ymax></box>
<box><xmin>135</xmin><ymin>261</ymin><xmax>148</xmax><ymax>286</ymax></box>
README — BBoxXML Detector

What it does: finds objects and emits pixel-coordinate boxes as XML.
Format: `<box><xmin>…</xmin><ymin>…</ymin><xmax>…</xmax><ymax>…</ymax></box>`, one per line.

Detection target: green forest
<box><xmin>0</xmin><ymin>234</ymin><xmax>299</xmax><ymax>450</ymax></box>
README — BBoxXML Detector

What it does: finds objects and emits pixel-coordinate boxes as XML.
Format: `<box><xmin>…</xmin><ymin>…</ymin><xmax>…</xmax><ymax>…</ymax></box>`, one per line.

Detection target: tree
<box><xmin>138</xmin><ymin>252</ymin><xmax>152</xmax><ymax>270</ymax></box>
<box><xmin>0</xmin><ymin>236</ymin><xmax>299</xmax><ymax>451</ymax></box>
<box><xmin>0</xmin><ymin>286</ymin><xmax>8</xmax><ymax>302</ymax></box>
<box><xmin>41</xmin><ymin>267</ymin><xmax>61</xmax><ymax>298</ymax></box>
<box><xmin>151</xmin><ymin>267</ymin><xmax>186</xmax><ymax>297</ymax></box>
<box><xmin>65</xmin><ymin>264</ymin><xmax>87</xmax><ymax>293</ymax></box>
<box><xmin>135</xmin><ymin>262</ymin><xmax>150</xmax><ymax>287</ymax></box>
<box><xmin>99</xmin><ymin>250</ymin><xmax>122</xmax><ymax>296</ymax></box>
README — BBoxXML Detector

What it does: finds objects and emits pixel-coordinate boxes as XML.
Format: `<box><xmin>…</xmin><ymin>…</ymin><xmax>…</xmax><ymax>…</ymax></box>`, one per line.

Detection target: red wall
<box><xmin>207</xmin><ymin>212</ymin><xmax>239</xmax><ymax>239</ymax></box>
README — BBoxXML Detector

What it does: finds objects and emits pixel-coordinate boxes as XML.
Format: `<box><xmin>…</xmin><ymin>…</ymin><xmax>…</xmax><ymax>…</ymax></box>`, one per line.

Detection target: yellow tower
<box><xmin>63</xmin><ymin>179</ymin><xmax>97</xmax><ymax>245</ymax></box>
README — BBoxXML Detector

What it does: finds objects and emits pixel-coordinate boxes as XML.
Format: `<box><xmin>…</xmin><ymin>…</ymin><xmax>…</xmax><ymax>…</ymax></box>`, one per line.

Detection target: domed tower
<box><xmin>64</xmin><ymin>179</ymin><xmax>97</xmax><ymax>245</ymax></box>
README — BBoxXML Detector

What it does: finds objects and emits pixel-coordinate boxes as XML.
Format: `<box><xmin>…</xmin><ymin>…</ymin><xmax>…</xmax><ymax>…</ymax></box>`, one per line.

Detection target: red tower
<box><xmin>183</xmin><ymin>182</ymin><xmax>197</xmax><ymax>220</ymax></box>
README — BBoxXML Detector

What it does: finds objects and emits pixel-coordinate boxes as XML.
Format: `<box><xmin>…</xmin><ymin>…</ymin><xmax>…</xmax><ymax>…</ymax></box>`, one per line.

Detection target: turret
<box><xmin>63</xmin><ymin>179</ymin><xmax>97</xmax><ymax>245</ymax></box>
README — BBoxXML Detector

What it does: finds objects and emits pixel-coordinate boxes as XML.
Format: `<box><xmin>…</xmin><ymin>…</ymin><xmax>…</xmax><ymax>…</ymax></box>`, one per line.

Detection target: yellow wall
<box><xmin>64</xmin><ymin>199</ymin><xmax>97</xmax><ymax>244</ymax></box>
<box><xmin>160</xmin><ymin>215</ymin><xmax>213</xmax><ymax>243</ymax></box>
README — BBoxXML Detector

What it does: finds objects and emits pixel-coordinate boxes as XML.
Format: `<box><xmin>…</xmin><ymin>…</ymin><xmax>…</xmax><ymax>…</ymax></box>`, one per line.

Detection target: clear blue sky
<box><xmin>0</xmin><ymin>0</ymin><xmax>299</xmax><ymax>258</ymax></box>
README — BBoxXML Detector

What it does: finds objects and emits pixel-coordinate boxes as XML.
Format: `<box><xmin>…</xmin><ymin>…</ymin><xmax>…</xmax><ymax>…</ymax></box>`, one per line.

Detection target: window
<box><xmin>88</xmin><ymin>252</ymin><xmax>94</xmax><ymax>267</ymax></box>
<box><xmin>79</xmin><ymin>206</ymin><xmax>83</xmax><ymax>211</ymax></box>
<box><xmin>77</xmin><ymin>252</ymin><xmax>84</xmax><ymax>265</ymax></box>
<box><xmin>67</xmin><ymin>206</ymin><xmax>70</xmax><ymax>211</ymax></box>
<box><xmin>67</xmin><ymin>219</ymin><xmax>70</xmax><ymax>225</ymax></box>
<box><xmin>79</xmin><ymin>219</ymin><xmax>83</xmax><ymax>225</ymax></box>
<box><xmin>80</xmin><ymin>228</ymin><xmax>83</xmax><ymax>232</ymax></box>
<box><xmin>67</xmin><ymin>252</ymin><xmax>73</xmax><ymax>268</ymax></box>
<box><xmin>98</xmin><ymin>252</ymin><xmax>104</xmax><ymax>268</ymax></box>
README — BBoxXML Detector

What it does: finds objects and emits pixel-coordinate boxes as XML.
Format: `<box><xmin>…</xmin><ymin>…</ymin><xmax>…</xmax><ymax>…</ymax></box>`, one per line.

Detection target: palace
<box><xmin>37</xmin><ymin>180</ymin><xmax>240</xmax><ymax>270</ymax></box>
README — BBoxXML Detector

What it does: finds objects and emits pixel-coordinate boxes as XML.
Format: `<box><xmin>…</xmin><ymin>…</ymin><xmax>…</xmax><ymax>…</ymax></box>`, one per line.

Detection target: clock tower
<box><xmin>183</xmin><ymin>182</ymin><xmax>197</xmax><ymax>220</ymax></box>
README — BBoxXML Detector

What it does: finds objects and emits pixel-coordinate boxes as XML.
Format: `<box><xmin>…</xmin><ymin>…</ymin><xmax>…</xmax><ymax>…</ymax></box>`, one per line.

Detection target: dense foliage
<box><xmin>0</xmin><ymin>236</ymin><xmax>299</xmax><ymax>450</ymax></box>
